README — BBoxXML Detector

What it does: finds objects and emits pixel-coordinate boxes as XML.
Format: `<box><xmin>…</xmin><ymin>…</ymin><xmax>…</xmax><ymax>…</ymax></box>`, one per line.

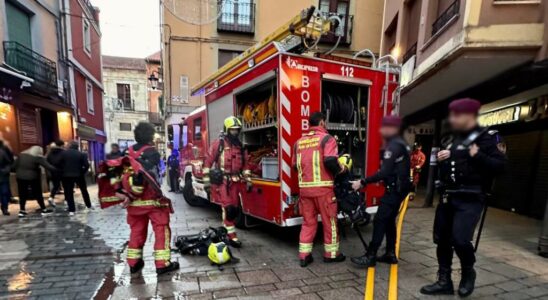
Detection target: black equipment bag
<box><xmin>175</xmin><ymin>227</ymin><xmax>229</xmax><ymax>256</ymax></box>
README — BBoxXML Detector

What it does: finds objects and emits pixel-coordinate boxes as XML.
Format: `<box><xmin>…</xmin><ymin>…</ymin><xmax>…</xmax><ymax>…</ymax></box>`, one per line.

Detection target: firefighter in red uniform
<box><xmin>293</xmin><ymin>112</ymin><xmax>346</xmax><ymax>267</ymax></box>
<box><xmin>410</xmin><ymin>143</ymin><xmax>426</xmax><ymax>200</ymax></box>
<box><xmin>122</xmin><ymin>122</ymin><xmax>179</xmax><ymax>275</ymax></box>
<box><xmin>203</xmin><ymin>116</ymin><xmax>251</xmax><ymax>248</ymax></box>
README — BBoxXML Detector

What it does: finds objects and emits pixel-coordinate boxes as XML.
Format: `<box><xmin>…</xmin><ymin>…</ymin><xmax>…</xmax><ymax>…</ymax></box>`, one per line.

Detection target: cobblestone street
<box><xmin>0</xmin><ymin>187</ymin><xmax>547</xmax><ymax>299</ymax></box>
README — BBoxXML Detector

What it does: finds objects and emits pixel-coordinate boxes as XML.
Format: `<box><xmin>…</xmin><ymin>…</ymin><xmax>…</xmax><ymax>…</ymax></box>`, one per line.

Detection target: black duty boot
<box><xmin>228</xmin><ymin>239</ymin><xmax>242</xmax><ymax>248</ymax></box>
<box><xmin>300</xmin><ymin>254</ymin><xmax>313</xmax><ymax>268</ymax></box>
<box><xmin>1</xmin><ymin>207</ymin><xmax>9</xmax><ymax>216</ymax></box>
<box><xmin>323</xmin><ymin>253</ymin><xmax>346</xmax><ymax>263</ymax></box>
<box><xmin>351</xmin><ymin>252</ymin><xmax>376</xmax><ymax>268</ymax></box>
<box><xmin>129</xmin><ymin>259</ymin><xmax>144</xmax><ymax>274</ymax></box>
<box><xmin>458</xmin><ymin>267</ymin><xmax>476</xmax><ymax>297</ymax></box>
<box><xmin>377</xmin><ymin>250</ymin><xmax>398</xmax><ymax>264</ymax></box>
<box><xmin>420</xmin><ymin>267</ymin><xmax>454</xmax><ymax>295</ymax></box>
<box><xmin>156</xmin><ymin>261</ymin><xmax>180</xmax><ymax>275</ymax></box>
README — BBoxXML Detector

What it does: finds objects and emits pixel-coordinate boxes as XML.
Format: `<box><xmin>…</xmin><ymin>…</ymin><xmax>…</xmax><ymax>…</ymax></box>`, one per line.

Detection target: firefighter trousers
<box><xmin>298</xmin><ymin>192</ymin><xmax>339</xmax><ymax>259</ymax></box>
<box><xmin>126</xmin><ymin>206</ymin><xmax>171</xmax><ymax>268</ymax></box>
<box><xmin>212</xmin><ymin>181</ymin><xmax>241</xmax><ymax>240</ymax></box>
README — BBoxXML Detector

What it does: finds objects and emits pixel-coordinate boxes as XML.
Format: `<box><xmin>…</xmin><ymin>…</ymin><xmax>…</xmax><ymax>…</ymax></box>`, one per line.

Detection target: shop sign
<box><xmin>479</xmin><ymin>106</ymin><xmax>521</xmax><ymax>127</ymax></box>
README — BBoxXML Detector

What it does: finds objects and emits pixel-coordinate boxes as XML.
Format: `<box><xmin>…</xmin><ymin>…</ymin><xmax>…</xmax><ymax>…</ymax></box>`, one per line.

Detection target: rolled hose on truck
<box><xmin>322</xmin><ymin>92</ymin><xmax>355</xmax><ymax>123</ymax></box>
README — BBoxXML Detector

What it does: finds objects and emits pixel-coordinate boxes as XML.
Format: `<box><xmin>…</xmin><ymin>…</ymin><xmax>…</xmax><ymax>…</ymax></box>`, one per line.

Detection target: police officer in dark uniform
<box><xmin>420</xmin><ymin>98</ymin><xmax>506</xmax><ymax>297</ymax></box>
<box><xmin>350</xmin><ymin>115</ymin><xmax>411</xmax><ymax>267</ymax></box>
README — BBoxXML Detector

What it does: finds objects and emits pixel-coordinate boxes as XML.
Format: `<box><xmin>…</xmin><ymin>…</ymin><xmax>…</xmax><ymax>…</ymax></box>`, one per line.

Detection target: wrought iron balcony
<box><xmin>3</xmin><ymin>41</ymin><xmax>58</xmax><ymax>96</ymax></box>
<box><xmin>217</xmin><ymin>2</ymin><xmax>255</xmax><ymax>34</ymax></box>
<box><xmin>432</xmin><ymin>0</ymin><xmax>460</xmax><ymax>37</ymax></box>
<box><xmin>402</xmin><ymin>42</ymin><xmax>418</xmax><ymax>64</ymax></box>
<box><xmin>320</xmin><ymin>14</ymin><xmax>354</xmax><ymax>45</ymax></box>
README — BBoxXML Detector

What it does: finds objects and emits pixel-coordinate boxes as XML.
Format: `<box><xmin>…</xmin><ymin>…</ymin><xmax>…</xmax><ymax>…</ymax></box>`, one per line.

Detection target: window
<box><xmin>218</xmin><ymin>0</ymin><xmax>255</xmax><ymax>33</ymax></box>
<box><xmin>194</xmin><ymin>118</ymin><xmax>202</xmax><ymax>141</ymax></box>
<box><xmin>119</xmin><ymin>123</ymin><xmax>132</xmax><ymax>131</ymax></box>
<box><xmin>218</xmin><ymin>50</ymin><xmax>242</xmax><ymax>68</ymax></box>
<box><xmin>181</xmin><ymin>125</ymin><xmax>188</xmax><ymax>147</ymax></box>
<box><xmin>83</xmin><ymin>17</ymin><xmax>91</xmax><ymax>54</ymax></box>
<box><xmin>179</xmin><ymin>76</ymin><xmax>189</xmax><ymax>104</ymax></box>
<box><xmin>6</xmin><ymin>1</ymin><xmax>32</xmax><ymax>49</ymax></box>
<box><xmin>116</xmin><ymin>83</ymin><xmax>132</xmax><ymax>110</ymax></box>
<box><xmin>86</xmin><ymin>81</ymin><xmax>94</xmax><ymax>114</ymax></box>
<box><xmin>318</xmin><ymin>0</ymin><xmax>350</xmax><ymax>43</ymax></box>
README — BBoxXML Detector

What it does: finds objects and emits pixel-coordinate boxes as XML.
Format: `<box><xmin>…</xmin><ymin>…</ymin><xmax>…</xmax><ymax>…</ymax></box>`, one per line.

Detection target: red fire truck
<box><xmin>179</xmin><ymin>7</ymin><xmax>400</xmax><ymax>227</ymax></box>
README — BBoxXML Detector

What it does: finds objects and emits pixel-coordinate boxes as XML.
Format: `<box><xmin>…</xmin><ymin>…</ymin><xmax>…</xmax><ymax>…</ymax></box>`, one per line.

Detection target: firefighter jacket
<box><xmin>411</xmin><ymin>149</ymin><xmax>426</xmax><ymax>171</ymax></box>
<box><xmin>203</xmin><ymin>137</ymin><xmax>251</xmax><ymax>181</ymax></box>
<box><xmin>292</xmin><ymin>126</ymin><xmax>339</xmax><ymax>198</ymax></box>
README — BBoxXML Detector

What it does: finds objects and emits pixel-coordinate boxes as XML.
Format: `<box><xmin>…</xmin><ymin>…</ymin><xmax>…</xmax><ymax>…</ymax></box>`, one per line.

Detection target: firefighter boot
<box><xmin>228</xmin><ymin>238</ymin><xmax>242</xmax><ymax>248</ymax></box>
<box><xmin>351</xmin><ymin>252</ymin><xmax>376</xmax><ymax>268</ymax></box>
<box><xmin>323</xmin><ymin>253</ymin><xmax>346</xmax><ymax>263</ymax></box>
<box><xmin>458</xmin><ymin>267</ymin><xmax>476</xmax><ymax>297</ymax></box>
<box><xmin>420</xmin><ymin>267</ymin><xmax>454</xmax><ymax>295</ymax></box>
<box><xmin>156</xmin><ymin>261</ymin><xmax>180</xmax><ymax>275</ymax></box>
<box><xmin>129</xmin><ymin>259</ymin><xmax>144</xmax><ymax>274</ymax></box>
<box><xmin>377</xmin><ymin>250</ymin><xmax>398</xmax><ymax>264</ymax></box>
<box><xmin>300</xmin><ymin>254</ymin><xmax>313</xmax><ymax>268</ymax></box>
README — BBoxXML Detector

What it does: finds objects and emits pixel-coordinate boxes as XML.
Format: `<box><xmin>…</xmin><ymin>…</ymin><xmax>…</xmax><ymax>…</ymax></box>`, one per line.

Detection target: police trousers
<box><xmin>298</xmin><ymin>191</ymin><xmax>339</xmax><ymax>259</ymax></box>
<box><xmin>433</xmin><ymin>194</ymin><xmax>484</xmax><ymax>269</ymax></box>
<box><xmin>368</xmin><ymin>192</ymin><xmax>405</xmax><ymax>254</ymax></box>
<box><xmin>126</xmin><ymin>206</ymin><xmax>171</xmax><ymax>268</ymax></box>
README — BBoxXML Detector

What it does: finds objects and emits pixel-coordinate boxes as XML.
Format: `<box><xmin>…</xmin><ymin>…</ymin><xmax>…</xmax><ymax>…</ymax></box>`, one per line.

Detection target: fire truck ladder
<box><xmin>376</xmin><ymin>55</ymin><xmax>402</xmax><ymax>116</ymax></box>
<box><xmin>364</xmin><ymin>194</ymin><xmax>410</xmax><ymax>300</ymax></box>
<box><xmin>192</xmin><ymin>6</ymin><xmax>337</xmax><ymax>95</ymax></box>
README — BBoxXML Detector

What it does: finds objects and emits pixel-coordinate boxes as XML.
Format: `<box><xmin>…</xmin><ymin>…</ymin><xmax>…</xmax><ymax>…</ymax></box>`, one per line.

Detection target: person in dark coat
<box><xmin>0</xmin><ymin>140</ymin><xmax>14</xmax><ymax>215</ymax></box>
<box><xmin>14</xmin><ymin>145</ymin><xmax>56</xmax><ymax>218</ymax></box>
<box><xmin>106</xmin><ymin>143</ymin><xmax>123</xmax><ymax>159</ymax></box>
<box><xmin>167</xmin><ymin>149</ymin><xmax>180</xmax><ymax>192</ymax></box>
<box><xmin>60</xmin><ymin>141</ymin><xmax>92</xmax><ymax>214</ymax></box>
<box><xmin>46</xmin><ymin>140</ymin><xmax>65</xmax><ymax>207</ymax></box>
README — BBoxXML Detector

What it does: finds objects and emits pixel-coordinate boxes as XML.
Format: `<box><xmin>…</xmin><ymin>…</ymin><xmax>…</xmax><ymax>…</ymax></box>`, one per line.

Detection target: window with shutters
<box><xmin>86</xmin><ymin>81</ymin><xmax>94</xmax><ymax>114</ymax></box>
<box><xmin>116</xmin><ymin>83</ymin><xmax>132</xmax><ymax>110</ymax></box>
<box><xmin>6</xmin><ymin>1</ymin><xmax>32</xmax><ymax>49</ymax></box>
<box><xmin>218</xmin><ymin>50</ymin><xmax>242</xmax><ymax>68</ymax></box>
<box><xmin>218</xmin><ymin>0</ymin><xmax>255</xmax><ymax>34</ymax></box>
<box><xmin>83</xmin><ymin>17</ymin><xmax>92</xmax><ymax>55</ymax></box>
<box><xmin>180</xmin><ymin>76</ymin><xmax>189</xmax><ymax>104</ymax></box>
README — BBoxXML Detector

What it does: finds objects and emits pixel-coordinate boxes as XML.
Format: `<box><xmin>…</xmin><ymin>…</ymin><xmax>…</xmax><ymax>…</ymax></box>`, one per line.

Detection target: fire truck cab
<box><xmin>180</xmin><ymin>7</ymin><xmax>399</xmax><ymax>227</ymax></box>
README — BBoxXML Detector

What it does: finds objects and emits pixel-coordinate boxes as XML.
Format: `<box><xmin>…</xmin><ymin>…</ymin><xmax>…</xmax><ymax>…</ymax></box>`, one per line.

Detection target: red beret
<box><xmin>449</xmin><ymin>98</ymin><xmax>481</xmax><ymax>114</ymax></box>
<box><xmin>381</xmin><ymin>115</ymin><xmax>402</xmax><ymax>127</ymax></box>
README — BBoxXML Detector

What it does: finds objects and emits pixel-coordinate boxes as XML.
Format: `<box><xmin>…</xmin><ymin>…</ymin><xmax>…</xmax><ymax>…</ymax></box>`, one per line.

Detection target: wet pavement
<box><xmin>0</xmin><ymin>187</ymin><xmax>547</xmax><ymax>299</ymax></box>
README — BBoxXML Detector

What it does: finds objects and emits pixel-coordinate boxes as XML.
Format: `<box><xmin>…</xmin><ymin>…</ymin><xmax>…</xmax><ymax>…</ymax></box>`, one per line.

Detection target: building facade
<box><xmin>145</xmin><ymin>51</ymin><xmax>166</xmax><ymax>155</ymax></box>
<box><xmin>102</xmin><ymin>56</ymin><xmax>149</xmax><ymax>151</ymax></box>
<box><xmin>381</xmin><ymin>0</ymin><xmax>548</xmax><ymax>251</ymax></box>
<box><xmin>160</xmin><ymin>0</ymin><xmax>384</xmax><ymax>149</ymax></box>
<box><xmin>0</xmin><ymin>0</ymin><xmax>74</xmax><ymax>154</ymax></box>
<box><xmin>61</xmin><ymin>0</ymin><xmax>105</xmax><ymax>172</ymax></box>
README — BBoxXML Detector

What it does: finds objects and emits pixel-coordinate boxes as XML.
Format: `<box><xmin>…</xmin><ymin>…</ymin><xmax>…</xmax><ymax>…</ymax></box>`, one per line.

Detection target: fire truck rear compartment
<box><xmin>322</xmin><ymin>80</ymin><xmax>369</xmax><ymax>177</ymax></box>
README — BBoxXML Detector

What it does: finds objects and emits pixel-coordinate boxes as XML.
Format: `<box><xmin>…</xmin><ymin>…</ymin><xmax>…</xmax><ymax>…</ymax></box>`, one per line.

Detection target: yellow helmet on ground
<box><xmin>338</xmin><ymin>154</ymin><xmax>353</xmax><ymax>171</ymax></box>
<box><xmin>224</xmin><ymin>116</ymin><xmax>242</xmax><ymax>132</ymax></box>
<box><xmin>208</xmin><ymin>242</ymin><xmax>231</xmax><ymax>265</ymax></box>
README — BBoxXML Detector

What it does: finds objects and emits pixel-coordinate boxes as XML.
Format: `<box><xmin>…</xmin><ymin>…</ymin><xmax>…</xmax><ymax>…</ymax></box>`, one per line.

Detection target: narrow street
<box><xmin>0</xmin><ymin>187</ymin><xmax>546</xmax><ymax>299</ymax></box>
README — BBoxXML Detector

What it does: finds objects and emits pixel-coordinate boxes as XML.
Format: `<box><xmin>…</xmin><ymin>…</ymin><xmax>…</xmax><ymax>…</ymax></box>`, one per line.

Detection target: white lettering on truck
<box><xmin>301</xmin><ymin>75</ymin><xmax>310</xmax><ymax>131</ymax></box>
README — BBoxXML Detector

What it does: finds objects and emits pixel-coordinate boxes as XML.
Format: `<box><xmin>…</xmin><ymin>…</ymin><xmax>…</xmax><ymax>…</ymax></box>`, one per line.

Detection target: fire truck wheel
<box><xmin>183</xmin><ymin>174</ymin><xmax>206</xmax><ymax>207</ymax></box>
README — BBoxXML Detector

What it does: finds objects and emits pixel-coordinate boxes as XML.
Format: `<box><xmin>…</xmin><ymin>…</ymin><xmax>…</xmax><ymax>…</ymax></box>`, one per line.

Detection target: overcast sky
<box><xmin>91</xmin><ymin>0</ymin><xmax>160</xmax><ymax>58</ymax></box>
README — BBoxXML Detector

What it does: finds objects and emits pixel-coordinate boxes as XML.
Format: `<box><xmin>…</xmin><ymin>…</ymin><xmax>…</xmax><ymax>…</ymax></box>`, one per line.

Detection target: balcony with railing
<box><xmin>217</xmin><ymin>2</ymin><xmax>255</xmax><ymax>34</ymax></box>
<box><xmin>320</xmin><ymin>14</ymin><xmax>354</xmax><ymax>45</ymax></box>
<box><xmin>431</xmin><ymin>0</ymin><xmax>460</xmax><ymax>37</ymax></box>
<box><xmin>3</xmin><ymin>41</ymin><xmax>58</xmax><ymax>97</ymax></box>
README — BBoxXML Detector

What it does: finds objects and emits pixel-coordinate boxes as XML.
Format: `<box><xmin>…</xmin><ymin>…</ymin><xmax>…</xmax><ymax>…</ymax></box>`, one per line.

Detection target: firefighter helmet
<box><xmin>208</xmin><ymin>241</ymin><xmax>231</xmax><ymax>265</ymax></box>
<box><xmin>223</xmin><ymin>116</ymin><xmax>242</xmax><ymax>132</ymax></box>
<box><xmin>338</xmin><ymin>154</ymin><xmax>353</xmax><ymax>171</ymax></box>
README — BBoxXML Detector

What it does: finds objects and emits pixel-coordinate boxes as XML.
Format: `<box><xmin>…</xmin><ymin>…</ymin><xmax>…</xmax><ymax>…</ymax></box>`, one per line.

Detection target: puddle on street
<box><xmin>7</xmin><ymin>262</ymin><xmax>33</xmax><ymax>292</ymax></box>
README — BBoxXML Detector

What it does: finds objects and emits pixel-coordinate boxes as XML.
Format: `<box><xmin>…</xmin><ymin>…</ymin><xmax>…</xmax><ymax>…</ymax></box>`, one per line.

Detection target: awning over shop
<box><xmin>0</xmin><ymin>65</ymin><xmax>34</xmax><ymax>85</ymax></box>
<box><xmin>77</xmin><ymin>123</ymin><xmax>97</xmax><ymax>141</ymax></box>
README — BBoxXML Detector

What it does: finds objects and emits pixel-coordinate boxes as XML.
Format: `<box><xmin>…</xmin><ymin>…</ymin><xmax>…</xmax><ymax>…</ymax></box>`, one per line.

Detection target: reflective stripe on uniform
<box><xmin>219</xmin><ymin>148</ymin><xmax>225</xmax><ymax>172</ymax></box>
<box><xmin>225</xmin><ymin>225</ymin><xmax>236</xmax><ymax>234</ymax></box>
<box><xmin>154</xmin><ymin>249</ymin><xmax>171</xmax><ymax>261</ymax></box>
<box><xmin>299</xmin><ymin>243</ymin><xmax>313</xmax><ymax>253</ymax></box>
<box><xmin>165</xmin><ymin>226</ymin><xmax>170</xmax><ymax>252</ymax></box>
<box><xmin>129</xmin><ymin>200</ymin><xmax>168</xmax><ymax>207</ymax></box>
<box><xmin>312</xmin><ymin>150</ymin><xmax>321</xmax><ymax>183</ymax></box>
<box><xmin>203</xmin><ymin>167</ymin><xmax>210</xmax><ymax>175</ymax></box>
<box><xmin>298</xmin><ymin>181</ymin><xmax>334</xmax><ymax>188</ymax></box>
<box><xmin>296</xmin><ymin>153</ymin><xmax>303</xmax><ymax>183</ymax></box>
<box><xmin>325</xmin><ymin>217</ymin><xmax>338</xmax><ymax>258</ymax></box>
<box><xmin>100</xmin><ymin>196</ymin><xmax>121</xmax><ymax>202</ymax></box>
<box><xmin>127</xmin><ymin>248</ymin><xmax>143</xmax><ymax>259</ymax></box>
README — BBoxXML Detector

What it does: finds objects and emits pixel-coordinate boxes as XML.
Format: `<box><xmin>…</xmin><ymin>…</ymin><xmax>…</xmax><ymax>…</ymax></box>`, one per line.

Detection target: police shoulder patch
<box><xmin>488</xmin><ymin>130</ymin><xmax>499</xmax><ymax>135</ymax></box>
<box><xmin>384</xmin><ymin>150</ymin><xmax>392</xmax><ymax>159</ymax></box>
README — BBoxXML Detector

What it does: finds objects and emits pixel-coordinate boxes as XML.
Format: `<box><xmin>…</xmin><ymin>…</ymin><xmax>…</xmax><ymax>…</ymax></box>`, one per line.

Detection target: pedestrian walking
<box><xmin>0</xmin><ymin>140</ymin><xmax>14</xmax><ymax>216</ymax></box>
<box><xmin>167</xmin><ymin>149</ymin><xmax>180</xmax><ymax>192</ymax></box>
<box><xmin>293</xmin><ymin>112</ymin><xmax>346</xmax><ymax>267</ymax></box>
<box><xmin>350</xmin><ymin>115</ymin><xmax>411</xmax><ymax>267</ymax></box>
<box><xmin>60</xmin><ymin>141</ymin><xmax>92</xmax><ymax>215</ymax></box>
<box><xmin>122</xmin><ymin>122</ymin><xmax>179</xmax><ymax>275</ymax></box>
<box><xmin>14</xmin><ymin>145</ymin><xmax>56</xmax><ymax>218</ymax></box>
<box><xmin>420</xmin><ymin>98</ymin><xmax>506</xmax><ymax>297</ymax></box>
<box><xmin>409</xmin><ymin>143</ymin><xmax>426</xmax><ymax>200</ymax></box>
<box><xmin>106</xmin><ymin>143</ymin><xmax>123</xmax><ymax>159</ymax></box>
<box><xmin>203</xmin><ymin>116</ymin><xmax>251</xmax><ymax>248</ymax></box>
<box><xmin>46</xmin><ymin>140</ymin><xmax>65</xmax><ymax>207</ymax></box>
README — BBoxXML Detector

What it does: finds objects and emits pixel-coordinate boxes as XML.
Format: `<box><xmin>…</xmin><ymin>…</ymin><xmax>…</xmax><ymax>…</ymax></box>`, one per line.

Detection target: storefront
<box><xmin>77</xmin><ymin>123</ymin><xmax>106</xmax><ymax>180</ymax></box>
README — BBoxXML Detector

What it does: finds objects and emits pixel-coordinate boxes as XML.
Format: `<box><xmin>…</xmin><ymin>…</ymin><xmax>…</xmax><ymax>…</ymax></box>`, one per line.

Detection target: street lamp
<box><xmin>148</xmin><ymin>72</ymin><xmax>159</xmax><ymax>90</ymax></box>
